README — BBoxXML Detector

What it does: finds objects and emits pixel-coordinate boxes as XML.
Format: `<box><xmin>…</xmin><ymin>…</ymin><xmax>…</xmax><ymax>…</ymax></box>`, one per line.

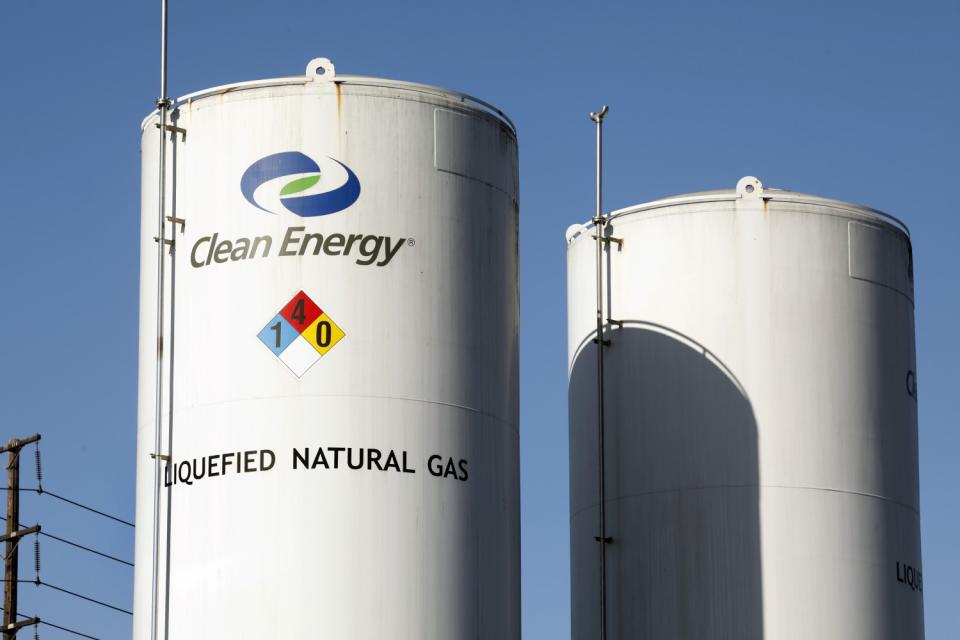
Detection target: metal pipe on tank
<box><xmin>588</xmin><ymin>104</ymin><xmax>609</xmax><ymax>640</ymax></box>
<box><xmin>150</xmin><ymin>2</ymin><xmax>170</xmax><ymax>640</ymax></box>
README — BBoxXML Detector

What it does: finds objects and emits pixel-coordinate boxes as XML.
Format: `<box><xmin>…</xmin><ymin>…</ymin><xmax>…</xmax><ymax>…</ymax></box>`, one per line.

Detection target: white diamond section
<box><xmin>278</xmin><ymin>335</ymin><xmax>321</xmax><ymax>378</ymax></box>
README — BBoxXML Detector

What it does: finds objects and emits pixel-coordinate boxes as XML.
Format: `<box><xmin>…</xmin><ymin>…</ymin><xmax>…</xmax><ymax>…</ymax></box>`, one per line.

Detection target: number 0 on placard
<box><xmin>317</xmin><ymin>320</ymin><xmax>331</xmax><ymax>348</ymax></box>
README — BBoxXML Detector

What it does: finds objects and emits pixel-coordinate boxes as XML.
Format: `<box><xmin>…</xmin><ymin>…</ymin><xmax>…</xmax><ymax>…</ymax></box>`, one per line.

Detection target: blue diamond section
<box><xmin>257</xmin><ymin>314</ymin><xmax>299</xmax><ymax>356</ymax></box>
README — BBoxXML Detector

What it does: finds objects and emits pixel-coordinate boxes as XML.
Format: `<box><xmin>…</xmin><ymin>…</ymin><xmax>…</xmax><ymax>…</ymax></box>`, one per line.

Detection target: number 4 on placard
<box><xmin>291</xmin><ymin>299</ymin><xmax>306</xmax><ymax>325</ymax></box>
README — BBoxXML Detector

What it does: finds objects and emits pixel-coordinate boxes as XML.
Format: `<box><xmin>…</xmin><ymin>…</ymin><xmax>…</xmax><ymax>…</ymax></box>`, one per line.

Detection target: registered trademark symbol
<box><xmin>407</xmin><ymin>238</ymin><xmax>416</xmax><ymax>246</ymax></box>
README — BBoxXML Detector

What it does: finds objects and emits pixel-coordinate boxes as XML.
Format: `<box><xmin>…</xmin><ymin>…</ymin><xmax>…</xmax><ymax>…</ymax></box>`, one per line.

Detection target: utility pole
<box><xmin>2</xmin><ymin>435</ymin><xmax>41</xmax><ymax>638</ymax></box>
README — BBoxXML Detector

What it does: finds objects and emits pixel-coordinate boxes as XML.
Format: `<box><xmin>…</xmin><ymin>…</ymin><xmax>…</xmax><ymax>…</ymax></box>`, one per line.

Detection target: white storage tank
<box><xmin>134</xmin><ymin>58</ymin><xmax>519</xmax><ymax>639</ymax></box>
<box><xmin>566</xmin><ymin>176</ymin><xmax>923</xmax><ymax>639</ymax></box>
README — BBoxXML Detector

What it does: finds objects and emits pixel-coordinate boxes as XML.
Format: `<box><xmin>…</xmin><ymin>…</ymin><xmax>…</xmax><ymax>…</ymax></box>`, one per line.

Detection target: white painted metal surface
<box><xmin>567</xmin><ymin>177</ymin><xmax>923</xmax><ymax>639</ymax></box>
<box><xmin>134</xmin><ymin>58</ymin><xmax>519</xmax><ymax>639</ymax></box>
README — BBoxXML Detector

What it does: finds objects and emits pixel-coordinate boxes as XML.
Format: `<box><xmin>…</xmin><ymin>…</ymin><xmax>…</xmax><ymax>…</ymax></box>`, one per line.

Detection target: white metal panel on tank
<box><xmin>134</xmin><ymin>59</ymin><xmax>519</xmax><ymax>639</ymax></box>
<box><xmin>566</xmin><ymin>177</ymin><xmax>922</xmax><ymax>639</ymax></box>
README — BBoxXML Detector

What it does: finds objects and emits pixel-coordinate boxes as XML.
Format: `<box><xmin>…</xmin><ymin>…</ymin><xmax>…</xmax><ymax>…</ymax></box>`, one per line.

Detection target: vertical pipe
<box><xmin>161</xmin><ymin>298</ymin><xmax>174</xmax><ymax>640</ymax></box>
<box><xmin>160</xmin><ymin>0</ymin><xmax>168</xmax><ymax>103</ymax></box>
<box><xmin>162</xmin><ymin>133</ymin><xmax>178</xmax><ymax>640</ymax></box>
<box><xmin>151</xmin><ymin>2</ymin><xmax>170</xmax><ymax>640</ymax></box>
<box><xmin>589</xmin><ymin>104</ymin><xmax>609</xmax><ymax>640</ymax></box>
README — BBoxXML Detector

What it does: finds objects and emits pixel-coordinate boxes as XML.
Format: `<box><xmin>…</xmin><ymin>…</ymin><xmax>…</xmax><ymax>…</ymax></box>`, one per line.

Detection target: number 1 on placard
<box><xmin>270</xmin><ymin>321</ymin><xmax>282</xmax><ymax>348</ymax></box>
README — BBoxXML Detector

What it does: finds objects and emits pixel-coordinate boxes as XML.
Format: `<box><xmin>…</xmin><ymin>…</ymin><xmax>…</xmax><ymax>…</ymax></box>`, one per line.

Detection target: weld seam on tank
<box><xmin>570</xmin><ymin>484</ymin><xmax>921</xmax><ymax>521</ymax></box>
<box><xmin>603</xmin><ymin>199</ymin><xmax>909</xmax><ymax>237</ymax></box>
<box><xmin>141</xmin><ymin>78</ymin><xmax>515</xmax><ymax>136</ymax></box>
<box><xmin>172</xmin><ymin>394</ymin><xmax>520</xmax><ymax>426</ymax></box>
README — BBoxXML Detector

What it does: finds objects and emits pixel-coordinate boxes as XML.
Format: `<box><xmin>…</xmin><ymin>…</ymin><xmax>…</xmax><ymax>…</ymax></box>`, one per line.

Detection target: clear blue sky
<box><xmin>1</xmin><ymin>1</ymin><xmax>956</xmax><ymax>638</ymax></box>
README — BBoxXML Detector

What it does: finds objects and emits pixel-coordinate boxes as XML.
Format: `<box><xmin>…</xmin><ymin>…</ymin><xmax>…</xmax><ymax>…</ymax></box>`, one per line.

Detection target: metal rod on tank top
<box><xmin>589</xmin><ymin>104</ymin><xmax>610</xmax><ymax>640</ymax></box>
<box><xmin>151</xmin><ymin>2</ymin><xmax>170</xmax><ymax>640</ymax></box>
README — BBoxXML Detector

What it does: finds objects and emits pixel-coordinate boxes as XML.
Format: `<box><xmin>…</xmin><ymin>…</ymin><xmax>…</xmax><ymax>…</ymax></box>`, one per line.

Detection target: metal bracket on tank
<box><xmin>591</xmin><ymin>234</ymin><xmax>624</xmax><ymax>250</ymax></box>
<box><xmin>154</xmin><ymin>216</ymin><xmax>185</xmax><ymax>251</ymax></box>
<box><xmin>592</xmin><ymin>320</ymin><xmax>623</xmax><ymax>347</ymax></box>
<box><xmin>154</xmin><ymin>122</ymin><xmax>186</xmax><ymax>140</ymax></box>
<box><xmin>166</xmin><ymin>215</ymin><xmax>186</xmax><ymax>232</ymax></box>
<box><xmin>306</xmin><ymin>57</ymin><xmax>336</xmax><ymax>81</ymax></box>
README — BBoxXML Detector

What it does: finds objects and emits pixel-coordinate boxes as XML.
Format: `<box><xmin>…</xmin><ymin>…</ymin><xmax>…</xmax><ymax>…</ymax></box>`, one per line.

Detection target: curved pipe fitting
<box><xmin>589</xmin><ymin>105</ymin><xmax>609</xmax><ymax>123</ymax></box>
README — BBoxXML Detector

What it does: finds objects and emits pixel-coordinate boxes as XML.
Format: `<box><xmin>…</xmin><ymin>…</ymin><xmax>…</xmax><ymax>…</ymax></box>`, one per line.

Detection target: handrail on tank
<box><xmin>565</xmin><ymin>188</ymin><xmax>911</xmax><ymax>244</ymax></box>
<box><xmin>140</xmin><ymin>74</ymin><xmax>517</xmax><ymax>136</ymax></box>
<box><xmin>337</xmin><ymin>75</ymin><xmax>517</xmax><ymax>135</ymax></box>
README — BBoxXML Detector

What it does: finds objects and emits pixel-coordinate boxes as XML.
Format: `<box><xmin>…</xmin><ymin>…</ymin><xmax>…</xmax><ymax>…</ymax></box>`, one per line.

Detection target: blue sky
<box><xmin>1</xmin><ymin>1</ymin><xmax>957</xmax><ymax>638</ymax></box>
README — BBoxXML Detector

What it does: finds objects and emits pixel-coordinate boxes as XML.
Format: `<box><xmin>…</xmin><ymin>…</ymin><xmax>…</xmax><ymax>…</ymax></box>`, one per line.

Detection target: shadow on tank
<box><xmin>569</xmin><ymin>323</ymin><xmax>762</xmax><ymax>639</ymax></box>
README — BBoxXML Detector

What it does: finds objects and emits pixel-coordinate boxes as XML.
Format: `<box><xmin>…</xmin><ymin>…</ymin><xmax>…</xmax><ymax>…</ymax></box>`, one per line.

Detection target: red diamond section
<box><xmin>280</xmin><ymin>291</ymin><xmax>322</xmax><ymax>334</ymax></box>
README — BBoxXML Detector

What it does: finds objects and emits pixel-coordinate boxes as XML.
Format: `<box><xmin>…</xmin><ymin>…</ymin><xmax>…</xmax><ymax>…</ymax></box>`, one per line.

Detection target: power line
<box><xmin>0</xmin><ymin>516</ymin><xmax>133</xmax><ymax>568</ymax></box>
<box><xmin>0</xmin><ymin>489</ymin><xmax>134</xmax><ymax>529</ymax></box>
<box><xmin>40</xmin><ymin>618</ymin><xmax>100</xmax><ymax>640</ymax></box>
<box><xmin>39</xmin><ymin>531</ymin><xmax>133</xmax><ymax>568</ymax></box>
<box><xmin>3</xmin><ymin>580</ymin><xmax>132</xmax><ymax>616</ymax></box>
<box><xmin>36</xmin><ymin>491</ymin><xmax>134</xmax><ymax>529</ymax></box>
<box><xmin>1</xmin><ymin>606</ymin><xmax>100</xmax><ymax>640</ymax></box>
<box><xmin>35</xmin><ymin>580</ymin><xmax>132</xmax><ymax>616</ymax></box>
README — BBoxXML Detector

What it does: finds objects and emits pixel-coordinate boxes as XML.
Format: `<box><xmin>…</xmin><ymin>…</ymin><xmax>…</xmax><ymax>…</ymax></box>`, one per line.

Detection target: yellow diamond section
<box><xmin>304</xmin><ymin>313</ymin><xmax>345</xmax><ymax>356</ymax></box>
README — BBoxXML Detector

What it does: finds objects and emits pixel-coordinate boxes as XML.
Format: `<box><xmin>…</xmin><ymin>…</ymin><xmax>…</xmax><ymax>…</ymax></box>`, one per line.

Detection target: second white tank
<box><xmin>567</xmin><ymin>177</ymin><xmax>923</xmax><ymax>639</ymax></box>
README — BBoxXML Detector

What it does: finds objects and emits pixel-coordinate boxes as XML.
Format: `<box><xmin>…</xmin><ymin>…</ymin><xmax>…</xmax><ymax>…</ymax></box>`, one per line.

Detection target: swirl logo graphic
<box><xmin>240</xmin><ymin>151</ymin><xmax>361</xmax><ymax>217</ymax></box>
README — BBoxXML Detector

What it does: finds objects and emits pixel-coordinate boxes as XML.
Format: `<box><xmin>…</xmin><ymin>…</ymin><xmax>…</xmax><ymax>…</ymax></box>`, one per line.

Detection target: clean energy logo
<box><xmin>240</xmin><ymin>151</ymin><xmax>361</xmax><ymax>217</ymax></box>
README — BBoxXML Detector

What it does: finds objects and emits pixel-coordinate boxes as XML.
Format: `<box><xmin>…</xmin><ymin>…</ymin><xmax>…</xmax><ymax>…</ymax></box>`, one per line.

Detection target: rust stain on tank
<box><xmin>336</xmin><ymin>82</ymin><xmax>344</xmax><ymax>154</ymax></box>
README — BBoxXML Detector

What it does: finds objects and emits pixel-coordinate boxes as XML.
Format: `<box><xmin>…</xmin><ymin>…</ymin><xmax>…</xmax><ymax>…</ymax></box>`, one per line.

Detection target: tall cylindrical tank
<box><xmin>566</xmin><ymin>176</ymin><xmax>922</xmax><ymax>639</ymax></box>
<box><xmin>134</xmin><ymin>58</ymin><xmax>519</xmax><ymax>639</ymax></box>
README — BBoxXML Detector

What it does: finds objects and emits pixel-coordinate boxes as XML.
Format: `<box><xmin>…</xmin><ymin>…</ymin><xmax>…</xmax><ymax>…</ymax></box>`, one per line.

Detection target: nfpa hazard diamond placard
<box><xmin>257</xmin><ymin>290</ymin><xmax>345</xmax><ymax>377</ymax></box>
